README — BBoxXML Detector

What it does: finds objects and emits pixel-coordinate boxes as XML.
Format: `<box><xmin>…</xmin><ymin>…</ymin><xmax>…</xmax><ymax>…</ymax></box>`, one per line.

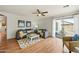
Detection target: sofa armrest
<box><xmin>63</xmin><ymin>37</ymin><xmax>72</xmax><ymax>41</ymax></box>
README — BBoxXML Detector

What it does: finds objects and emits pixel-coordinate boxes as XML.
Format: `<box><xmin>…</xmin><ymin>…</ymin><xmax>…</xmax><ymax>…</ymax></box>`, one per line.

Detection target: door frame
<box><xmin>0</xmin><ymin>14</ymin><xmax>7</xmax><ymax>39</ymax></box>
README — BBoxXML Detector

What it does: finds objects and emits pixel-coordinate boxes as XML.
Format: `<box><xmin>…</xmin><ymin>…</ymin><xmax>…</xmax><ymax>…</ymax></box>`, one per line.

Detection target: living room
<box><xmin>0</xmin><ymin>5</ymin><xmax>79</xmax><ymax>53</ymax></box>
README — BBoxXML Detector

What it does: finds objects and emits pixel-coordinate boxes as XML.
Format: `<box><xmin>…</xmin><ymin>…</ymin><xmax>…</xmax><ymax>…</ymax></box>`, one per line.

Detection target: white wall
<box><xmin>36</xmin><ymin>17</ymin><xmax>52</xmax><ymax>36</ymax></box>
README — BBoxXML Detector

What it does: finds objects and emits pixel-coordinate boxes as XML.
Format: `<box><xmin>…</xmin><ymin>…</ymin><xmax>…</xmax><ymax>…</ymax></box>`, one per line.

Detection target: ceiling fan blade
<box><xmin>42</xmin><ymin>11</ymin><xmax>48</xmax><ymax>13</ymax></box>
<box><xmin>41</xmin><ymin>13</ymin><xmax>45</xmax><ymax>16</ymax></box>
<box><xmin>32</xmin><ymin>9</ymin><xmax>48</xmax><ymax>16</ymax></box>
<box><xmin>37</xmin><ymin>9</ymin><xmax>41</xmax><ymax>13</ymax></box>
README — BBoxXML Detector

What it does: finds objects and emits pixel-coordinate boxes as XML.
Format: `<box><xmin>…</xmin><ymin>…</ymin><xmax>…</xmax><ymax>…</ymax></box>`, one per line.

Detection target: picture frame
<box><xmin>26</xmin><ymin>21</ymin><xmax>31</xmax><ymax>27</ymax></box>
<box><xmin>18</xmin><ymin>20</ymin><xmax>25</xmax><ymax>28</ymax></box>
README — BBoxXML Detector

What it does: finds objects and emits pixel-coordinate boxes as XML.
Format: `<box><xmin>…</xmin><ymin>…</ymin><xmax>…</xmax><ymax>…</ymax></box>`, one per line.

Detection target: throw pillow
<box><xmin>72</xmin><ymin>34</ymin><xmax>79</xmax><ymax>41</ymax></box>
<box><xmin>19</xmin><ymin>31</ymin><xmax>25</xmax><ymax>38</ymax></box>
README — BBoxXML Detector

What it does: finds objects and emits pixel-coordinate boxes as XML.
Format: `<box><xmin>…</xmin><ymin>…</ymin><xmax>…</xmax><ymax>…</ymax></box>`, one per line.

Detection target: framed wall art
<box><xmin>18</xmin><ymin>20</ymin><xmax>25</xmax><ymax>28</ymax></box>
<box><xmin>26</xmin><ymin>21</ymin><xmax>31</xmax><ymax>27</ymax></box>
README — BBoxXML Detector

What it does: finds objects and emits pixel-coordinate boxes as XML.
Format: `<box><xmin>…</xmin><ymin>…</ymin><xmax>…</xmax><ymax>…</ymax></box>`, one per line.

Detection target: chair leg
<box><xmin>69</xmin><ymin>41</ymin><xmax>71</xmax><ymax>53</ymax></box>
<box><xmin>69</xmin><ymin>51</ymin><xmax>71</xmax><ymax>53</ymax></box>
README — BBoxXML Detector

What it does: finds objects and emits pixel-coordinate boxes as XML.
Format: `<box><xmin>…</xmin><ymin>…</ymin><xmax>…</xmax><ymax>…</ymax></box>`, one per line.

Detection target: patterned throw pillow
<box><xmin>72</xmin><ymin>34</ymin><xmax>79</xmax><ymax>41</ymax></box>
<box><xmin>19</xmin><ymin>31</ymin><xmax>25</xmax><ymax>38</ymax></box>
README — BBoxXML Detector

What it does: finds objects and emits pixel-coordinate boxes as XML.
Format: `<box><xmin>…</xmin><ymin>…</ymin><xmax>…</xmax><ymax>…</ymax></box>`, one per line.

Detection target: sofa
<box><xmin>63</xmin><ymin>37</ymin><xmax>79</xmax><ymax>53</ymax></box>
<box><xmin>34</xmin><ymin>29</ymin><xmax>49</xmax><ymax>38</ymax></box>
<box><xmin>16</xmin><ymin>29</ymin><xmax>49</xmax><ymax>40</ymax></box>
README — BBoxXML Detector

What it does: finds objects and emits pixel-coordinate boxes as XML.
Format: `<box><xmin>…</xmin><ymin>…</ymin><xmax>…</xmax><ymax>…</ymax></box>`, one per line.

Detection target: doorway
<box><xmin>0</xmin><ymin>14</ymin><xmax>7</xmax><ymax>50</ymax></box>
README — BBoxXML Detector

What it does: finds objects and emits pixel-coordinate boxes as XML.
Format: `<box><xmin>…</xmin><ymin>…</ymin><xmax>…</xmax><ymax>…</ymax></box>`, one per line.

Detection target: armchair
<box><xmin>63</xmin><ymin>37</ymin><xmax>79</xmax><ymax>53</ymax></box>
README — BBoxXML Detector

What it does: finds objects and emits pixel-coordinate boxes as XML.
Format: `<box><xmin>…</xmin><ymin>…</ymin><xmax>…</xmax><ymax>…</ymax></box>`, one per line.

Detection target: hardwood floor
<box><xmin>0</xmin><ymin>32</ymin><xmax>8</xmax><ymax>50</ymax></box>
<box><xmin>0</xmin><ymin>37</ymin><xmax>63</xmax><ymax>53</ymax></box>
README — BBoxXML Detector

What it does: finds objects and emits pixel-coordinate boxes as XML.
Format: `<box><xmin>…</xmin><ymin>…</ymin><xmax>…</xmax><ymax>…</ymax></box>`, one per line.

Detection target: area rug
<box><xmin>17</xmin><ymin>39</ymin><xmax>29</xmax><ymax>48</ymax></box>
<box><xmin>17</xmin><ymin>38</ymin><xmax>40</xmax><ymax>48</ymax></box>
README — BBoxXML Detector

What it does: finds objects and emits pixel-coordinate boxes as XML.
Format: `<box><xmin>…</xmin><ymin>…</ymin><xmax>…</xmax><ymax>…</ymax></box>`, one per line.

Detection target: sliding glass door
<box><xmin>52</xmin><ymin>17</ymin><xmax>75</xmax><ymax>38</ymax></box>
<box><xmin>62</xmin><ymin>18</ymin><xmax>75</xmax><ymax>37</ymax></box>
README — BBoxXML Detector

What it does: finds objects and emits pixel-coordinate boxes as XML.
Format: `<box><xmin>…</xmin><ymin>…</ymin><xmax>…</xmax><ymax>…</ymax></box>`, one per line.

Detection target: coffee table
<box><xmin>27</xmin><ymin>34</ymin><xmax>39</xmax><ymax>44</ymax></box>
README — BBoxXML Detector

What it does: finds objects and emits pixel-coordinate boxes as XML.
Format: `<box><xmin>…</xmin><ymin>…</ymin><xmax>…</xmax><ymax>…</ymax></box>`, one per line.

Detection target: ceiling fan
<box><xmin>32</xmin><ymin>9</ymin><xmax>48</xmax><ymax>16</ymax></box>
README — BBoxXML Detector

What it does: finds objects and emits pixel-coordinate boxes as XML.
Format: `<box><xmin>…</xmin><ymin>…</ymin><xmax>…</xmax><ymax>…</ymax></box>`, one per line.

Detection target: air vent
<box><xmin>63</xmin><ymin>5</ymin><xmax>69</xmax><ymax>8</ymax></box>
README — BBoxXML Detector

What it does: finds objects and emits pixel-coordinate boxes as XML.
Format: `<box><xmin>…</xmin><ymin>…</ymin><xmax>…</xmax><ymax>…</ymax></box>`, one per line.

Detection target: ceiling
<box><xmin>0</xmin><ymin>5</ymin><xmax>79</xmax><ymax>17</ymax></box>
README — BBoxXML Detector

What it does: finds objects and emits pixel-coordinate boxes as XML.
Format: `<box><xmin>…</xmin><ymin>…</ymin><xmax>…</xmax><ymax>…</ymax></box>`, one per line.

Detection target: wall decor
<box><xmin>18</xmin><ymin>20</ymin><xmax>25</xmax><ymax>27</ymax></box>
<box><xmin>26</xmin><ymin>21</ymin><xmax>31</xmax><ymax>27</ymax></box>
